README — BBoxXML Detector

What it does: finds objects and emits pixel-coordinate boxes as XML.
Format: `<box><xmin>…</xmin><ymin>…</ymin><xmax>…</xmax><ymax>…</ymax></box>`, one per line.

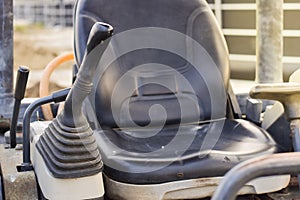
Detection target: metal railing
<box><xmin>208</xmin><ymin>1</ymin><xmax>300</xmax><ymax>78</ymax></box>
<box><xmin>13</xmin><ymin>0</ymin><xmax>300</xmax><ymax>79</ymax></box>
<box><xmin>14</xmin><ymin>0</ymin><xmax>74</xmax><ymax>27</ymax></box>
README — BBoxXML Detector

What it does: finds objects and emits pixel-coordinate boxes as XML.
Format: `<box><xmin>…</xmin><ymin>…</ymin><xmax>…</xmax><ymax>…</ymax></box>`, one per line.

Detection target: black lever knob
<box><xmin>14</xmin><ymin>66</ymin><xmax>30</xmax><ymax>100</ymax></box>
<box><xmin>62</xmin><ymin>22</ymin><xmax>113</xmax><ymax>127</ymax></box>
<box><xmin>86</xmin><ymin>22</ymin><xmax>113</xmax><ymax>55</ymax></box>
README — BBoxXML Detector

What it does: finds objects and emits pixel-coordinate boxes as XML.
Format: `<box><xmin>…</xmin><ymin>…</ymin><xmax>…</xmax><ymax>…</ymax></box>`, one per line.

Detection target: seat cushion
<box><xmin>94</xmin><ymin>119</ymin><xmax>277</xmax><ymax>184</ymax></box>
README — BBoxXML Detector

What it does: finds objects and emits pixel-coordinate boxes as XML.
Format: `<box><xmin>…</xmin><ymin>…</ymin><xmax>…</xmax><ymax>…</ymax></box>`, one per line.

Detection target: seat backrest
<box><xmin>74</xmin><ymin>0</ymin><xmax>230</xmax><ymax>128</ymax></box>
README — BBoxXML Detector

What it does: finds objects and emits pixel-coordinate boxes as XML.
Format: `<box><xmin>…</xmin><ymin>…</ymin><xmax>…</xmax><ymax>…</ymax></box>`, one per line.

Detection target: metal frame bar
<box><xmin>209</xmin><ymin>3</ymin><xmax>300</xmax><ymax>11</ymax></box>
<box><xmin>223</xmin><ymin>29</ymin><xmax>300</xmax><ymax>38</ymax></box>
<box><xmin>211</xmin><ymin>152</ymin><xmax>300</xmax><ymax>200</ymax></box>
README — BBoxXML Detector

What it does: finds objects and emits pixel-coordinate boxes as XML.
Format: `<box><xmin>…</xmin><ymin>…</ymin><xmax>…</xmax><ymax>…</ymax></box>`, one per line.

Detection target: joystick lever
<box><xmin>10</xmin><ymin>66</ymin><xmax>29</xmax><ymax>148</ymax></box>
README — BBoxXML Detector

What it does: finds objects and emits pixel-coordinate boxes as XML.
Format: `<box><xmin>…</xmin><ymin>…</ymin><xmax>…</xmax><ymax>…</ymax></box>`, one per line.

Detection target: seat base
<box><xmin>104</xmin><ymin>174</ymin><xmax>290</xmax><ymax>200</ymax></box>
<box><xmin>95</xmin><ymin>119</ymin><xmax>280</xmax><ymax>184</ymax></box>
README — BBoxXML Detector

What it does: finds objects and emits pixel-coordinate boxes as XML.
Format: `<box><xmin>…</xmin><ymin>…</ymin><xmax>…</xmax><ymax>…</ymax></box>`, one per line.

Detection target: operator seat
<box><xmin>73</xmin><ymin>0</ymin><xmax>290</xmax><ymax>199</ymax></box>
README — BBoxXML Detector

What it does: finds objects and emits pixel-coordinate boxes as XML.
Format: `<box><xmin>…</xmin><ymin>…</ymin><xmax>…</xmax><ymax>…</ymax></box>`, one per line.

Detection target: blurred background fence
<box><xmin>14</xmin><ymin>0</ymin><xmax>74</xmax><ymax>27</ymax></box>
<box><xmin>13</xmin><ymin>0</ymin><xmax>300</xmax><ymax>81</ymax></box>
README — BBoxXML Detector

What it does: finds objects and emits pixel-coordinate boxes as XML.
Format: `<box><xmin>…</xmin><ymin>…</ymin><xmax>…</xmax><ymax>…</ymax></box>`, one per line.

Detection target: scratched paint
<box><xmin>0</xmin><ymin>0</ymin><xmax>14</xmax><ymax>121</ymax></box>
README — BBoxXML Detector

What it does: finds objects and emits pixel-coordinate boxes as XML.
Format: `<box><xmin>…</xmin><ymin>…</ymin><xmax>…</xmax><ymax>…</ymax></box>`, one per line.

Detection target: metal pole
<box><xmin>0</xmin><ymin>0</ymin><xmax>14</xmax><ymax>128</ymax></box>
<box><xmin>214</xmin><ymin>0</ymin><xmax>222</xmax><ymax>28</ymax></box>
<box><xmin>211</xmin><ymin>152</ymin><xmax>300</xmax><ymax>200</ymax></box>
<box><xmin>256</xmin><ymin>0</ymin><xmax>283</xmax><ymax>83</ymax></box>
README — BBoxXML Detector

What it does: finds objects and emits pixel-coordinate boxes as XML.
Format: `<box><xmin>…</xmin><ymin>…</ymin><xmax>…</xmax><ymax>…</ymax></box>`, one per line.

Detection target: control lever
<box><xmin>32</xmin><ymin>22</ymin><xmax>114</xmax><ymax>178</ymax></box>
<box><xmin>61</xmin><ymin>22</ymin><xmax>113</xmax><ymax>127</ymax></box>
<box><xmin>10</xmin><ymin>66</ymin><xmax>29</xmax><ymax>148</ymax></box>
<box><xmin>250</xmin><ymin>82</ymin><xmax>300</xmax><ymax>190</ymax></box>
<box><xmin>250</xmin><ymin>83</ymin><xmax>300</xmax><ymax>153</ymax></box>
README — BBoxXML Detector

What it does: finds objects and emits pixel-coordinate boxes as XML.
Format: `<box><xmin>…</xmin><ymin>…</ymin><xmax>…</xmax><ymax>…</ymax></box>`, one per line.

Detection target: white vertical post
<box><xmin>256</xmin><ymin>0</ymin><xmax>283</xmax><ymax>83</ymax></box>
<box><xmin>215</xmin><ymin>0</ymin><xmax>222</xmax><ymax>28</ymax></box>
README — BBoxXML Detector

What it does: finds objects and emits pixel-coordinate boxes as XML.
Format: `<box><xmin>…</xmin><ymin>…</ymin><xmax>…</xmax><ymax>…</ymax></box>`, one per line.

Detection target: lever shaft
<box><xmin>10</xmin><ymin>66</ymin><xmax>29</xmax><ymax>148</ymax></box>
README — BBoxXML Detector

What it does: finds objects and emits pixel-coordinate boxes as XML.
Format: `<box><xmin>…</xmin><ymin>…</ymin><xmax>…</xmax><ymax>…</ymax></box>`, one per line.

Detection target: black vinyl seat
<box><xmin>95</xmin><ymin>119</ymin><xmax>276</xmax><ymax>184</ymax></box>
<box><xmin>73</xmin><ymin>0</ymin><xmax>288</xmax><ymax>198</ymax></box>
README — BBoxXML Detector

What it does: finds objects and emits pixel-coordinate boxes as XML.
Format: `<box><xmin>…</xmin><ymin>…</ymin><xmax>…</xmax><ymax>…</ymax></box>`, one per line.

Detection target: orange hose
<box><xmin>39</xmin><ymin>52</ymin><xmax>74</xmax><ymax>120</ymax></box>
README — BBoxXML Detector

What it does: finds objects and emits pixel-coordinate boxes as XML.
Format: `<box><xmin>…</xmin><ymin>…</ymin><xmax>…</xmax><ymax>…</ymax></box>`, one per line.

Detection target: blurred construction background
<box><xmin>12</xmin><ymin>0</ymin><xmax>300</xmax><ymax>96</ymax></box>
